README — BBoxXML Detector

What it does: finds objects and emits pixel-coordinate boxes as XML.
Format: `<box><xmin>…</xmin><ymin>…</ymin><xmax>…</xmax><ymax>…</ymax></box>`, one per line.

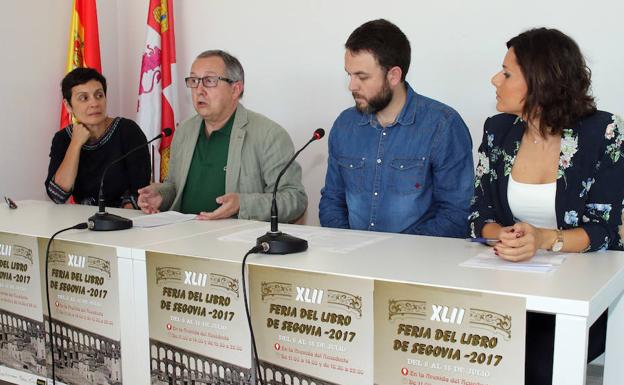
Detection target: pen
<box><xmin>4</xmin><ymin>196</ymin><xmax>17</xmax><ymax>209</ymax></box>
<box><xmin>465</xmin><ymin>237</ymin><xmax>499</xmax><ymax>246</ymax></box>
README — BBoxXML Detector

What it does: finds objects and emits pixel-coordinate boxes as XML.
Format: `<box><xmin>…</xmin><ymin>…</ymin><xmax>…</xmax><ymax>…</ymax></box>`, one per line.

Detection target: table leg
<box><xmin>125</xmin><ymin>249</ymin><xmax>151</xmax><ymax>385</ymax></box>
<box><xmin>552</xmin><ymin>314</ymin><xmax>588</xmax><ymax>385</ymax></box>
<box><xmin>604</xmin><ymin>293</ymin><xmax>624</xmax><ymax>385</ymax></box>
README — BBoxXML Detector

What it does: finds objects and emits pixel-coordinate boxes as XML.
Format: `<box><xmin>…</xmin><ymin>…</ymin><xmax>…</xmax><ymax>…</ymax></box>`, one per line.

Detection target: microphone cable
<box><xmin>44</xmin><ymin>222</ymin><xmax>89</xmax><ymax>385</ymax></box>
<box><xmin>241</xmin><ymin>242</ymin><xmax>269</xmax><ymax>385</ymax></box>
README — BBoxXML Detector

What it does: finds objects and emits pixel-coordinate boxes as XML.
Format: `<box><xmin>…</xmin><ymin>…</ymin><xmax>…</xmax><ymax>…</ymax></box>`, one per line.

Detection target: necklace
<box><xmin>524</xmin><ymin>132</ymin><xmax>541</xmax><ymax>144</ymax></box>
<box><xmin>523</xmin><ymin>119</ymin><xmax>541</xmax><ymax>144</ymax></box>
<box><xmin>525</xmin><ymin>126</ymin><xmax>543</xmax><ymax>144</ymax></box>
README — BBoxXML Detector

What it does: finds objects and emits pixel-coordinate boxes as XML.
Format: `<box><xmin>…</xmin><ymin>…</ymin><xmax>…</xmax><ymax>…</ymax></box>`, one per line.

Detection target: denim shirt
<box><xmin>319</xmin><ymin>83</ymin><xmax>474</xmax><ymax>237</ymax></box>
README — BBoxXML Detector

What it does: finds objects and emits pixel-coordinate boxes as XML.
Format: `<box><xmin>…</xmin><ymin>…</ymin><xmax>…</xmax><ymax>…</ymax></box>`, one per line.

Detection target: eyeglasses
<box><xmin>185</xmin><ymin>76</ymin><xmax>235</xmax><ymax>88</ymax></box>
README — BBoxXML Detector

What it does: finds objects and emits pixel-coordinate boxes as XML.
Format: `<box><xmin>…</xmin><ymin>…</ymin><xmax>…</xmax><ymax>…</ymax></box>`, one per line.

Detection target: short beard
<box><xmin>354</xmin><ymin>81</ymin><xmax>393</xmax><ymax>114</ymax></box>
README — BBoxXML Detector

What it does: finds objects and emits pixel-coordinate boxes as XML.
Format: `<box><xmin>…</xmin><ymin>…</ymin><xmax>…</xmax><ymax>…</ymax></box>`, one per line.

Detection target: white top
<box><xmin>507</xmin><ymin>174</ymin><xmax>558</xmax><ymax>229</ymax></box>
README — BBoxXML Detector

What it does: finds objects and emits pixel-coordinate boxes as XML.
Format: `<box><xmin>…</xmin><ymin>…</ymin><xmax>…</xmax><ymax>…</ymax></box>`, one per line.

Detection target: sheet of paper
<box><xmin>460</xmin><ymin>249</ymin><xmax>568</xmax><ymax>273</ymax></box>
<box><xmin>131</xmin><ymin>211</ymin><xmax>196</xmax><ymax>228</ymax></box>
<box><xmin>218</xmin><ymin>224</ymin><xmax>392</xmax><ymax>253</ymax></box>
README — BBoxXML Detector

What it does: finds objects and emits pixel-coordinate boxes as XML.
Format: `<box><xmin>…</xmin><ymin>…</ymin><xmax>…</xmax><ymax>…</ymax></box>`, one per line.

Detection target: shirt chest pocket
<box><xmin>389</xmin><ymin>157</ymin><xmax>426</xmax><ymax>194</ymax></box>
<box><xmin>337</xmin><ymin>156</ymin><xmax>365</xmax><ymax>193</ymax></box>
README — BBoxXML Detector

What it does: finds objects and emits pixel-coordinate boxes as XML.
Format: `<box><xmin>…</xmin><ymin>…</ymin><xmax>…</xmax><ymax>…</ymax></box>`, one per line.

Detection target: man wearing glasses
<box><xmin>138</xmin><ymin>50</ymin><xmax>307</xmax><ymax>222</ymax></box>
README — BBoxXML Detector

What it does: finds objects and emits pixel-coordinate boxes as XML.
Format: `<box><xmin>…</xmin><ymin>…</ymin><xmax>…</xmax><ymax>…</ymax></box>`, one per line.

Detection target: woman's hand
<box><xmin>70</xmin><ymin>123</ymin><xmax>91</xmax><ymax>147</ymax></box>
<box><xmin>52</xmin><ymin>123</ymin><xmax>92</xmax><ymax>193</ymax></box>
<box><xmin>484</xmin><ymin>222</ymin><xmax>590</xmax><ymax>261</ymax></box>
<box><xmin>494</xmin><ymin>222</ymin><xmax>549</xmax><ymax>262</ymax></box>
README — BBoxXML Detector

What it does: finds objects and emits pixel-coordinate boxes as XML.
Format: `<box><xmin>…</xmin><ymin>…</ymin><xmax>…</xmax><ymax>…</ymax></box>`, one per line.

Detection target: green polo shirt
<box><xmin>179</xmin><ymin>111</ymin><xmax>235</xmax><ymax>214</ymax></box>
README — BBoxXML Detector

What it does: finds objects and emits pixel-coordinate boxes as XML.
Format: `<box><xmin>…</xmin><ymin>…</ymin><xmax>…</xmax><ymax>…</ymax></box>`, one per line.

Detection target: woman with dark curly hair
<box><xmin>469</xmin><ymin>28</ymin><xmax>624</xmax><ymax>384</ymax></box>
<box><xmin>470</xmin><ymin>27</ymin><xmax>623</xmax><ymax>257</ymax></box>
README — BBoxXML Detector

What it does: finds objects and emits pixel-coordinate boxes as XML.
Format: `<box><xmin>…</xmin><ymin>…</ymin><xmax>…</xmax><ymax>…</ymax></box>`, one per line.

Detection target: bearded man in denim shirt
<box><xmin>319</xmin><ymin>19</ymin><xmax>473</xmax><ymax>237</ymax></box>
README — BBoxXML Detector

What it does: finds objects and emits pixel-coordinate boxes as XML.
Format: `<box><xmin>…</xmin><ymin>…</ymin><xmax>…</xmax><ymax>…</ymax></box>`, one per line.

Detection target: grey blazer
<box><xmin>156</xmin><ymin>103</ymin><xmax>307</xmax><ymax>222</ymax></box>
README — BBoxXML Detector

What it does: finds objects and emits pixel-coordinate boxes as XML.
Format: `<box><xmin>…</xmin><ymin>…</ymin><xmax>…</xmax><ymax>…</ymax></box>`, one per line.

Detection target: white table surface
<box><xmin>144</xmin><ymin>222</ymin><xmax>624</xmax><ymax>385</ymax></box>
<box><xmin>1</xmin><ymin>200</ymin><xmax>622</xmax><ymax>385</ymax></box>
<box><xmin>0</xmin><ymin>200</ymin><xmax>256</xmax><ymax>385</ymax></box>
<box><xmin>0</xmin><ymin>200</ymin><xmax>255</xmax><ymax>248</ymax></box>
<box><xmin>144</xmin><ymin>221</ymin><xmax>624</xmax><ymax>319</ymax></box>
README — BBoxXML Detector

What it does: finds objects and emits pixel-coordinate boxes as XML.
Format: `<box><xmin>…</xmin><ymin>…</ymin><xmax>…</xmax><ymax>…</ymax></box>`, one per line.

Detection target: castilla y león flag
<box><xmin>60</xmin><ymin>0</ymin><xmax>102</xmax><ymax>130</ymax></box>
<box><xmin>137</xmin><ymin>0</ymin><xmax>179</xmax><ymax>182</ymax></box>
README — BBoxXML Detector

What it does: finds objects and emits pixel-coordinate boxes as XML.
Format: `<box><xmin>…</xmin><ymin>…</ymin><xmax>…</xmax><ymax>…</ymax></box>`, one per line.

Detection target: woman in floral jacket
<box><xmin>470</xmin><ymin>29</ymin><xmax>624</xmax><ymax>259</ymax></box>
<box><xmin>469</xmin><ymin>28</ymin><xmax>623</xmax><ymax>385</ymax></box>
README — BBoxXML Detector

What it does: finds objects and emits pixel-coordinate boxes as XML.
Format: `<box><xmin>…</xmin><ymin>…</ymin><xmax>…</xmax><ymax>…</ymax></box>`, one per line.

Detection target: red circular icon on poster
<box><xmin>55</xmin><ymin>301</ymin><xmax>59</xmax><ymax>307</ymax></box>
<box><xmin>274</xmin><ymin>343</ymin><xmax>281</xmax><ymax>351</ymax></box>
<box><xmin>401</xmin><ymin>367</ymin><xmax>409</xmax><ymax>376</ymax></box>
<box><xmin>166</xmin><ymin>323</ymin><xmax>172</xmax><ymax>330</ymax></box>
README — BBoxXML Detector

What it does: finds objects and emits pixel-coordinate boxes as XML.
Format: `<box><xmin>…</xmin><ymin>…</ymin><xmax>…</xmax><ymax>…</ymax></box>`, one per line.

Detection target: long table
<box><xmin>0</xmin><ymin>200</ymin><xmax>255</xmax><ymax>385</ymax></box>
<box><xmin>0</xmin><ymin>200</ymin><xmax>622</xmax><ymax>385</ymax></box>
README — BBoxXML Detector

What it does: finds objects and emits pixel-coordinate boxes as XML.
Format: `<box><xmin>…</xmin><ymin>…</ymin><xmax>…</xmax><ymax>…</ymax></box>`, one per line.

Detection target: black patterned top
<box><xmin>45</xmin><ymin>117</ymin><xmax>151</xmax><ymax>208</ymax></box>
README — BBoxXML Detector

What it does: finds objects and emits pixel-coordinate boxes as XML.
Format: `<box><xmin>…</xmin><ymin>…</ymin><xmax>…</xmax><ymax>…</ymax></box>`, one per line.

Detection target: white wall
<box><xmin>0</xmin><ymin>2</ymin><xmax>70</xmax><ymax>201</ymax></box>
<box><xmin>3</xmin><ymin>0</ymin><xmax>623</xmax><ymax>225</ymax></box>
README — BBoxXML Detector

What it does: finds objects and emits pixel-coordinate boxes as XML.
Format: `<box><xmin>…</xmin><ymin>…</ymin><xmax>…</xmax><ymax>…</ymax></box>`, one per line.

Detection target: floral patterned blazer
<box><xmin>469</xmin><ymin>111</ymin><xmax>624</xmax><ymax>252</ymax></box>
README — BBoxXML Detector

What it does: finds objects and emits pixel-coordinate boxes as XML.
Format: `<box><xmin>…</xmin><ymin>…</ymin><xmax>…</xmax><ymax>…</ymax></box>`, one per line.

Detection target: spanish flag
<box><xmin>137</xmin><ymin>0</ymin><xmax>179</xmax><ymax>182</ymax></box>
<box><xmin>59</xmin><ymin>0</ymin><xmax>102</xmax><ymax>130</ymax></box>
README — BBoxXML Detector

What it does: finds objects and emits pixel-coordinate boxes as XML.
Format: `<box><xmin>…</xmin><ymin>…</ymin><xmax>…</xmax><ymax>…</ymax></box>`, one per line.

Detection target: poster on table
<box><xmin>146</xmin><ymin>252</ymin><xmax>252</xmax><ymax>385</ymax></box>
<box><xmin>250</xmin><ymin>265</ymin><xmax>374</xmax><ymax>385</ymax></box>
<box><xmin>375</xmin><ymin>280</ymin><xmax>526</xmax><ymax>385</ymax></box>
<box><xmin>0</xmin><ymin>232</ymin><xmax>47</xmax><ymax>383</ymax></box>
<box><xmin>38</xmin><ymin>238</ymin><xmax>122</xmax><ymax>385</ymax></box>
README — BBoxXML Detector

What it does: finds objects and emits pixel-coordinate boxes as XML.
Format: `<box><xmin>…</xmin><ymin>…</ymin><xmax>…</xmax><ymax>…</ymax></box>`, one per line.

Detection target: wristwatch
<box><xmin>551</xmin><ymin>230</ymin><xmax>564</xmax><ymax>252</ymax></box>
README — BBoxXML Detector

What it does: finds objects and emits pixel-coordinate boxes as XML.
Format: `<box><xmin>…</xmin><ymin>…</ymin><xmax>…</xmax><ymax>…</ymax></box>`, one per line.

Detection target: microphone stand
<box><xmin>256</xmin><ymin>129</ymin><xmax>324</xmax><ymax>254</ymax></box>
<box><xmin>88</xmin><ymin>129</ymin><xmax>171</xmax><ymax>231</ymax></box>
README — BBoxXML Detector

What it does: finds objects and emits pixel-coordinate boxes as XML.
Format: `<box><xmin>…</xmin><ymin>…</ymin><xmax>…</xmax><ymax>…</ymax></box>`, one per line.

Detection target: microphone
<box><xmin>256</xmin><ymin>128</ymin><xmax>325</xmax><ymax>254</ymax></box>
<box><xmin>88</xmin><ymin>128</ymin><xmax>173</xmax><ymax>231</ymax></box>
